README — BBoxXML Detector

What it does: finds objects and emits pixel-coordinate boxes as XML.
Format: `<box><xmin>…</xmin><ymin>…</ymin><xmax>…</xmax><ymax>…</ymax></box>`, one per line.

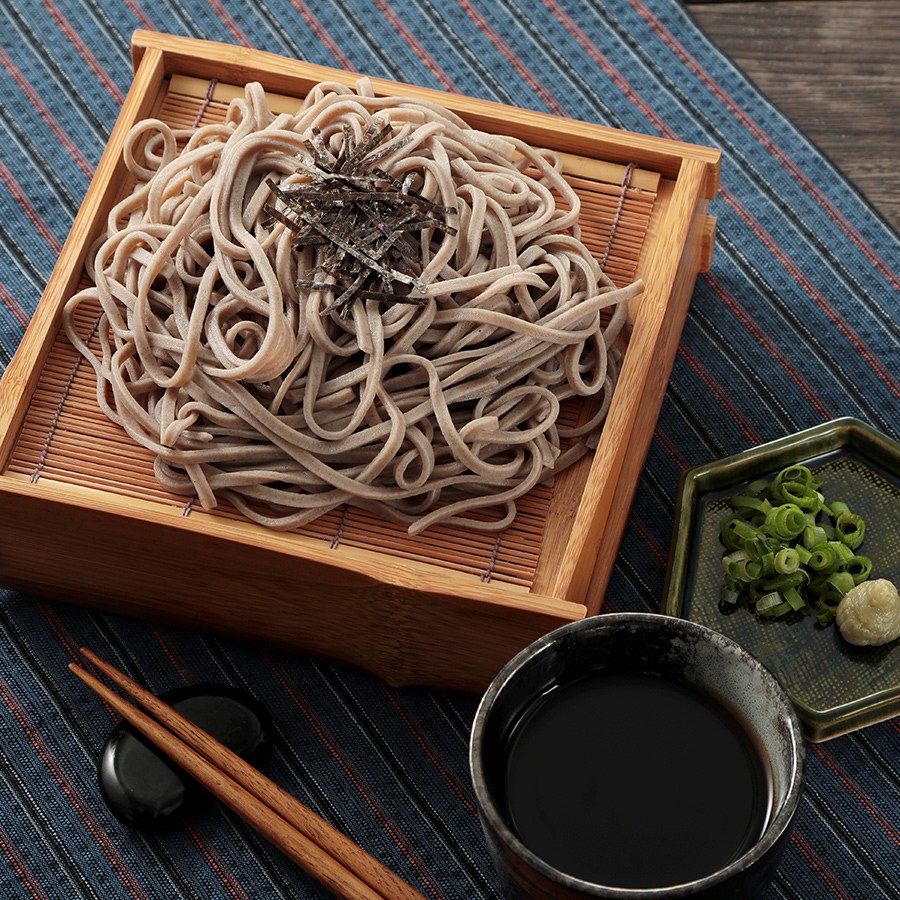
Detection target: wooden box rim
<box><xmin>0</xmin><ymin>32</ymin><xmax>720</xmax><ymax>690</ymax></box>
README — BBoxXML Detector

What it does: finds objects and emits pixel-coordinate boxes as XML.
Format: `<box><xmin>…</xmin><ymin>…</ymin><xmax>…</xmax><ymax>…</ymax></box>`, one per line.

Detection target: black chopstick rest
<box><xmin>99</xmin><ymin>683</ymin><xmax>272</xmax><ymax>827</ymax></box>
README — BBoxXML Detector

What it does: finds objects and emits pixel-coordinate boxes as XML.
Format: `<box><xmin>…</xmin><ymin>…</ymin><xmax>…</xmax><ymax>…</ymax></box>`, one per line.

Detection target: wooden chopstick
<box><xmin>70</xmin><ymin>647</ymin><xmax>426</xmax><ymax>900</ymax></box>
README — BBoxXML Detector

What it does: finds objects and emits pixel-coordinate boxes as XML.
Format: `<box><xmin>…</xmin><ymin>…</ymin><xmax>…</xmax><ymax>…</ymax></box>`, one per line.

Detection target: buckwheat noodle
<box><xmin>63</xmin><ymin>80</ymin><xmax>642</xmax><ymax>534</ymax></box>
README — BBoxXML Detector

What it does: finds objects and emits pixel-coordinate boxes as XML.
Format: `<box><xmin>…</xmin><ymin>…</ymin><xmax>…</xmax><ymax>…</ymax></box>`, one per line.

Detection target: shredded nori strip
<box><xmin>265</xmin><ymin>118</ymin><xmax>457</xmax><ymax>317</ymax></box>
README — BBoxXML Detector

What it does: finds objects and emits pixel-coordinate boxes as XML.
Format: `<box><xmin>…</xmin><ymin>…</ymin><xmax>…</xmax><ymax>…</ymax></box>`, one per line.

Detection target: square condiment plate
<box><xmin>662</xmin><ymin>418</ymin><xmax>900</xmax><ymax>741</ymax></box>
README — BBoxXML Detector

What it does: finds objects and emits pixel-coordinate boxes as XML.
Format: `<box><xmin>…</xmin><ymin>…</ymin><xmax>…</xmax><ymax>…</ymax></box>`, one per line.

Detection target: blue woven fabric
<box><xmin>0</xmin><ymin>1</ymin><xmax>898</xmax><ymax>897</ymax></box>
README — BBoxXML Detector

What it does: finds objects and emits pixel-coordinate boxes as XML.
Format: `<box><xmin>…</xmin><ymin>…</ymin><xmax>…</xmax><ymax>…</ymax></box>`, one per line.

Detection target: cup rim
<box><xmin>469</xmin><ymin>612</ymin><xmax>807</xmax><ymax>897</ymax></box>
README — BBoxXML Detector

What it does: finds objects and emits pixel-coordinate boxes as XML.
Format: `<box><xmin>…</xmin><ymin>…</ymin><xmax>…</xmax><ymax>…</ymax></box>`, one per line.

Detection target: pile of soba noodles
<box><xmin>63</xmin><ymin>80</ymin><xmax>642</xmax><ymax>534</ymax></box>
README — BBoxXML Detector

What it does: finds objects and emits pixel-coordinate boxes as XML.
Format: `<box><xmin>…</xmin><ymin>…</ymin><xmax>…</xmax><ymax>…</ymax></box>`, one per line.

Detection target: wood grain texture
<box><xmin>552</xmin><ymin>161</ymin><xmax>715</xmax><ymax>606</ymax></box>
<box><xmin>132</xmin><ymin>31</ymin><xmax>721</xmax><ymax>194</ymax></box>
<box><xmin>74</xmin><ymin>650</ymin><xmax>426</xmax><ymax>900</ymax></box>
<box><xmin>686</xmin><ymin>1</ymin><xmax>900</xmax><ymax>232</ymax></box>
<box><xmin>0</xmin><ymin>34</ymin><xmax>719</xmax><ymax>690</ymax></box>
<box><xmin>0</xmin><ymin>46</ymin><xmax>167</xmax><ymax>466</ymax></box>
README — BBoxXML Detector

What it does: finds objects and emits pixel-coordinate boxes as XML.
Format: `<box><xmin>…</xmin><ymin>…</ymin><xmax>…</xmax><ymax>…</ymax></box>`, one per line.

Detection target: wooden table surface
<box><xmin>685</xmin><ymin>0</ymin><xmax>900</xmax><ymax>233</ymax></box>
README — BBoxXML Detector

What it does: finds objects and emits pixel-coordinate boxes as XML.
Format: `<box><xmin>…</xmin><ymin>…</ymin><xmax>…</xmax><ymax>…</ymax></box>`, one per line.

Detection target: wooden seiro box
<box><xmin>0</xmin><ymin>32</ymin><xmax>719</xmax><ymax>691</ymax></box>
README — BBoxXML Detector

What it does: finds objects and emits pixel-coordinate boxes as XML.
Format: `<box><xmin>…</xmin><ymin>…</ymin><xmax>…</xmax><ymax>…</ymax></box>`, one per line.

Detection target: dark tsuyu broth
<box><xmin>501</xmin><ymin>670</ymin><xmax>772</xmax><ymax>889</ymax></box>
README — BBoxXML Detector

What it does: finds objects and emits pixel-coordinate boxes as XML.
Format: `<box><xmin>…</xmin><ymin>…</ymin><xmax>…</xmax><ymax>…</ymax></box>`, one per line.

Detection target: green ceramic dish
<box><xmin>662</xmin><ymin>418</ymin><xmax>899</xmax><ymax>741</ymax></box>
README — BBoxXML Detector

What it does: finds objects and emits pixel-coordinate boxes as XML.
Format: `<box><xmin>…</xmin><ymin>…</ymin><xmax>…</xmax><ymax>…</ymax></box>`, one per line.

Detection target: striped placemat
<box><xmin>0</xmin><ymin>2</ymin><xmax>897</xmax><ymax>897</ymax></box>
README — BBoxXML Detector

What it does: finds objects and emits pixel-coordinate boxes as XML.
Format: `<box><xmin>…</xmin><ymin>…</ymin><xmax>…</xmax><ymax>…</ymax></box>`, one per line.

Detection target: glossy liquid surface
<box><xmin>502</xmin><ymin>671</ymin><xmax>771</xmax><ymax>889</ymax></box>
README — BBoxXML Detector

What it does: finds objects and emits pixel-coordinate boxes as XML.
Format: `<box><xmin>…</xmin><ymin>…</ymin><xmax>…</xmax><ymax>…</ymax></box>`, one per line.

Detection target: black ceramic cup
<box><xmin>469</xmin><ymin>613</ymin><xmax>806</xmax><ymax>899</ymax></box>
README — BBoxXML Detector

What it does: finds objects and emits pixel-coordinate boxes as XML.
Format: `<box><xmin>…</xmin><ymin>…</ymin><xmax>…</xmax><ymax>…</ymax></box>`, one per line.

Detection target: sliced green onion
<box><xmin>826</xmin><ymin>571</ymin><xmax>855</xmax><ymax>596</ymax></box>
<box><xmin>834</xmin><ymin>512</ymin><xmax>865</xmax><ymax>549</ymax></box>
<box><xmin>729</xmin><ymin>494</ymin><xmax>772</xmax><ymax>518</ymax></box>
<box><xmin>718</xmin><ymin>464</ymin><xmax>871</xmax><ymax>628</ymax></box>
<box><xmin>763</xmin><ymin>503</ymin><xmax>806</xmax><ymax>541</ymax></box>
<box><xmin>745</xmin><ymin>533</ymin><xmax>780</xmax><ymax>560</ymax></box>
<box><xmin>846</xmin><ymin>555</ymin><xmax>872</xmax><ymax>584</ymax></box>
<box><xmin>755</xmin><ymin>592</ymin><xmax>782</xmax><ymax>615</ymax></box>
<box><xmin>773</xmin><ymin>464</ymin><xmax>820</xmax><ymax>491</ymax></box>
<box><xmin>807</xmin><ymin>544</ymin><xmax>839</xmax><ymax>573</ymax></box>
<box><xmin>761</xmin><ymin>571</ymin><xmax>807</xmax><ymax>592</ymax></box>
<box><xmin>828</xmin><ymin>540</ymin><xmax>855</xmax><ymax>565</ymax></box>
<box><xmin>794</xmin><ymin>545</ymin><xmax>812</xmax><ymax>565</ymax></box>
<box><xmin>720</xmin><ymin>585</ymin><xmax>740</xmax><ymax>605</ymax></box>
<box><xmin>802</xmin><ymin>524</ymin><xmax>828</xmax><ymax>549</ymax></box>
<box><xmin>829</xmin><ymin>501</ymin><xmax>850</xmax><ymax>519</ymax></box>
<box><xmin>775</xmin><ymin>480</ymin><xmax>824</xmax><ymax>512</ymax></box>
<box><xmin>774</xmin><ymin>547</ymin><xmax>800</xmax><ymax>575</ymax></box>
<box><xmin>720</xmin><ymin>515</ymin><xmax>761</xmax><ymax>550</ymax></box>
<box><xmin>724</xmin><ymin>551</ymin><xmax>761</xmax><ymax>582</ymax></box>
<box><xmin>783</xmin><ymin>587</ymin><xmax>808</xmax><ymax>612</ymax></box>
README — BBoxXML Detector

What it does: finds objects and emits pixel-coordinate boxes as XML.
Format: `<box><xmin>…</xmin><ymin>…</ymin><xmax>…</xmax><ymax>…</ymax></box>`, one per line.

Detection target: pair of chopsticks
<box><xmin>70</xmin><ymin>648</ymin><xmax>426</xmax><ymax>900</ymax></box>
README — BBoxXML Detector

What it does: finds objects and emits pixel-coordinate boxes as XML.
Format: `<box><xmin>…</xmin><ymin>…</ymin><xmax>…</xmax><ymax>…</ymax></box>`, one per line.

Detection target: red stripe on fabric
<box><xmin>34</xmin><ymin>598</ymin><xmax>142</xmax><ymax>732</ymax></box>
<box><xmin>810</xmin><ymin>743</ymin><xmax>900</xmax><ymax>846</ymax></box>
<box><xmin>0</xmin><ymin>678</ymin><xmax>149</xmax><ymax>899</ymax></box>
<box><xmin>703</xmin><ymin>271</ymin><xmax>834</xmax><ymax>420</ymax></box>
<box><xmin>0</xmin><ymin>280</ymin><xmax>32</xmax><ymax>329</ymax></box>
<box><xmin>629</xmin><ymin>0</ymin><xmax>900</xmax><ymax>293</ymax></box>
<box><xmin>456</xmin><ymin>0</ymin><xmax>568</xmax><ymax>117</ymax></box>
<box><xmin>35</xmin><ymin>600</ymin><xmax>84</xmax><ymax>661</ymax></box>
<box><xmin>381</xmin><ymin>685</ymin><xmax>478</xmax><ymax>817</ymax></box>
<box><xmin>128</xmin><ymin>626</ymin><xmax>256</xmax><ymax>900</ymax></box>
<box><xmin>374</xmin><ymin>0</ymin><xmax>460</xmax><ymax>93</ymax></box>
<box><xmin>35</xmin><ymin>600</ymin><xmax>135</xmax><ymax>726</ymax></box>
<box><xmin>33</xmin><ymin>601</ymin><xmax>134</xmax><ymax>725</ymax></box>
<box><xmin>204</xmin><ymin>0</ymin><xmax>252</xmax><ymax>49</ymax></box>
<box><xmin>266</xmin><ymin>657</ymin><xmax>444</xmax><ymax>898</ymax></box>
<box><xmin>720</xmin><ymin>185</ymin><xmax>900</xmax><ymax>400</ymax></box>
<box><xmin>51</xmin><ymin>619</ymin><xmax>252</xmax><ymax>900</ymax></box>
<box><xmin>535</xmin><ymin>1</ymin><xmax>898</xmax><ymax>404</ymax></box>
<box><xmin>0</xmin><ymin>48</ymin><xmax>94</xmax><ymax>178</ymax></box>
<box><xmin>0</xmin><ymin>827</ymin><xmax>50</xmax><ymax>900</ymax></box>
<box><xmin>34</xmin><ymin>598</ymin><xmax>151</xmax><ymax>758</ymax></box>
<box><xmin>39</xmin><ymin>0</ymin><xmax>125</xmax><ymax>104</ymax></box>
<box><xmin>121</xmin><ymin>0</ymin><xmax>155</xmax><ymax>31</ymax></box>
<box><xmin>789</xmin><ymin>829</ymin><xmax>852</xmax><ymax>899</ymax></box>
<box><xmin>287</xmin><ymin>0</ymin><xmax>356</xmax><ymax>71</ymax></box>
<box><xmin>0</xmin><ymin>160</ymin><xmax>63</xmax><ymax>253</ymax></box>
<box><xmin>184</xmin><ymin>822</ymin><xmax>249</xmax><ymax>900</ymax></box>
<box><xmin>540</xmin><ymin>0</ymin><xmax>670</xmax><ymax>134</ymax></box>
<box><xmin>627</xmin><ymin>511</ymin><xmax>668</xmax><ymax>565</ymax></box>
<box><xmin>677</xmin><ymin>343</ymin><xmax>759</xmax><ymax>443</ymax></box>
<box><xmin>148</xmin><ymin>625</ymin><xmax>193</xmax><ymax>685</ymax></box>
<box><xmin>652</xmin><ymin>426</ymin><xmax>688</xmax><ymax>471</ymax></box>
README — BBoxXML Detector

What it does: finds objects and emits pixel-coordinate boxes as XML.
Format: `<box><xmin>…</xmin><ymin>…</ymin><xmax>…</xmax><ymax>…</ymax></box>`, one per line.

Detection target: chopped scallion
<box><xmin>718</xmin><ymin>464</ymin><xmax>872</xmax><ymax>628</ymax></box>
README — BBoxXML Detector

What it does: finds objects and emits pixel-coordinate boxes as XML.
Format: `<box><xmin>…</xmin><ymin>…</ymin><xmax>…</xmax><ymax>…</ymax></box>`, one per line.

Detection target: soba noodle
<box><xmin>62</xmin><ymin>80</ymin><xmax>642</xmax><ymax>534</ymax></box>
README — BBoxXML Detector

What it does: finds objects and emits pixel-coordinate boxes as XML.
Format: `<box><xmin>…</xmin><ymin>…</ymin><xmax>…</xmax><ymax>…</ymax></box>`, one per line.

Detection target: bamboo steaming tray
<box><xmin>0</xmin><ymin>32</ymin><xmax>720</xmax><ymax>691</ymax></box>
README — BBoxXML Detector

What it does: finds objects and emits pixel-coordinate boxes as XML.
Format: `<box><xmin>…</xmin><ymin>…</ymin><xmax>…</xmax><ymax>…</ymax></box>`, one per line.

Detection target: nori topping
<box><xmin>265</xmin><ymin>118</ymin><xmax>457</xmax><ymax>317</ymax></box>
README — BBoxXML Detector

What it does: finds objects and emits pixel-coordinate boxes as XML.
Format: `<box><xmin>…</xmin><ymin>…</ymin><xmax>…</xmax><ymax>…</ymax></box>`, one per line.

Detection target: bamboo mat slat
<box><xmin>6</xmin><ymin>76</ymin><xmax>658</xmax><ymax>591</ymax></box>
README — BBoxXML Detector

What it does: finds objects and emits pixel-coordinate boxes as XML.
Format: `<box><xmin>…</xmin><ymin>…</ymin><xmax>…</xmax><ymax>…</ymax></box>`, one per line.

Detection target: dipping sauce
<box><xmin>502</xmin><ymin>671</ymin><xmax>772</xmax><ymax>889</ymax></box>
